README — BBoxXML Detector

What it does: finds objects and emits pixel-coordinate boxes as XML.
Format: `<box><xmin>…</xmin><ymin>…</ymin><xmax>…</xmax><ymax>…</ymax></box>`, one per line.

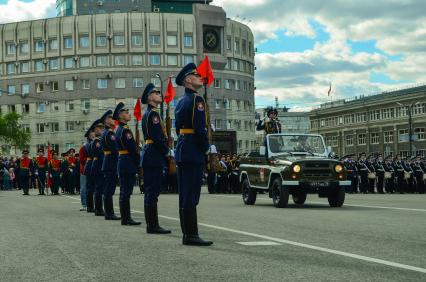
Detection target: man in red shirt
<box><xmin>17</xmin><ymin>150</ymin><xmax>33</xmax><ymax>195</ymax></box>
<box><xmin>35</xmin><ymin>148</ymin><xmax>48</xmax><ymax>195</ymax></box>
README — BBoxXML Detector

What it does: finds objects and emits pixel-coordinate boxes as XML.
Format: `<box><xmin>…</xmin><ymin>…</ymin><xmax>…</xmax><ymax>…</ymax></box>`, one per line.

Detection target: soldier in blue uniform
<box><xmin>113</xmin><ymin>102</ymin><xmax>141</xmax><ymax>226</ymax></box>
<box><xmin>83</xmin><ymin>121</ymin><xmax>97</xmax><ymax>213</ymax></box>
<box><xmin>342</xmin><ymin>154</ymin><xmax>358</xmax><ymax>193</ymax></box>
<box><xmin>100</xmin><ymin>110</ymin><xmax>121</xmax><ymax>220</ymax></box>
<box><xmin>91</xmin><ymin>119</ymin><xmax>106</xmax><ymax>216</ymax></box>
<box><xmin>175</xmin><ymin>63</ymin><xmax>214</xmax><ymax>246</ymax></box>
<box><xmin>140</xmin><ymin>83</ymin><xmax>172</xmax><ymax>234</ymax></box>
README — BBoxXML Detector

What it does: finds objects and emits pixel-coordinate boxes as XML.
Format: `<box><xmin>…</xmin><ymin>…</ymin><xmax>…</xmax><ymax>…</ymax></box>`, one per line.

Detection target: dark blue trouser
<box><xmin>94</xmin><ymin>174</ymin><xmax>105</xmax><ymax>198</ymax></box>
<box><xmin>177</xmin><ymin>163</ymin><xmax>203</xmax><ymax>209</ymax></box>
<box><xmin>143</xmin><ymin>166</ymin><xmax>163</xmax><ymax>206</ymax></box>
<box><xmin>103</xmin><ymin>171</ymin><xmax>117</xmax><ymax>199</ymax></box>
<box><xmin>86</xmin><ymin>175</ymin><xmax>95</xmax><ymax>193</ymax></box>
<box><xmin>119</xmin><ymin>173</ymin><xmax>135</xmax><ymax>202</ymax></box>
<box><xmin>38</xmin><ymin>173</ymin><xmax>46</xmax><ymax>189</ymax></box>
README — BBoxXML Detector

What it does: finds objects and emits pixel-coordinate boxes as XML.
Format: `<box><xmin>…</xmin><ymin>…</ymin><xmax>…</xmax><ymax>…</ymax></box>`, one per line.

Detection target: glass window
<box><xmin>215</xmin><ymin>99</ymin><xmax>221</xmax><ymax>109</ymax></box>
<box><xmin>215</xmin><ymin>119</ymin><xmax>222</xmax><ymax>129</ymax></box>
<box><xmin>358</xmin><ymin>133</ymin><xmax>366</xmax><ymax>145</ymax></box>
<box><xmin>21</xmin><ymin>62</ymin><xmax>29</xmax><ymax>73</ymax></box>
<box><xmin>65</xmin><ymin>101</ymin><xmax>74</xmax><ymax>111</ymax></box>
<box><xmin>114</xmin><ymin>55</ymin><xmax>125</xmax><ymax>66</ymax></box>
<box><xmin>399</xmin><ymin>129</ymin><xmax>409</xmax><ymax>142</ymax></box>
<box><xmin>21</xmin><ymin>84</ymin><xmax>30</xmax><ymax>95</ymax></box>
<box><xmin>132</xmin><ymin>55</ymin><xmax>143</xmax><ymax>65</ymax></box>
<box><xmin>34</xmin><ymin>40</ymin><xmax>44</xmax><ymax>52</ymax></box>
<box><xmin>114</xmin><ymin>35</ymin><xmax>125</xmax><ymax>46</ymax></box>
<box><xmin>167</xmin><ymin>35</ymin><xmax>177</xmax><ymax>46</ymax></box>
<box><xmin>131</xmin><ymin>33</ymin><xmax>142</xmax><ymax>46</ymax></box>
<box><xmin>49</xmin><ymin>38</ymin><xmax>58</xmax><ymax>51</ymax></box>
<box><xmin>97</xmin><ymin>79</ymin><xmax>108</xmax><ymax>89</ymax></box>
<box><xmin>20</xmin><ymin>41</ymin><xmax>29</xmax><ymax>54</ymax></box>
<box><xmin>150</xmin><ymin>34</ymin><xmax>161</xmax><ymax>46</ymax></box>
<box><xmin>79</xmin><ymin>35</ymin><xmax>89</xmax><ymax>48</ymax></box>
<box><xmin>224</xmin><ymin>79</ymin><xmax>230</xmax><ymax>89</ymax></box>
<box><xmin>37</xmin><ymin>123</ymin><xmax>45</xmax><ymax>132</ymax></box>
<box><xmin>7</xmin><ymin>85</ymin><xmax>16</xmax><ymax>95</ymax></box>
<box><xmin>81</xmin><ymin>79</ymin><xmax>90</xmax><ymax>90</ymax></box>
<box><xmin>384</xmin><ymin>131</ymin><xmax>394</xmax><ymax>143</ymax></box>
<box><xmin>35</xmin><ymin>60</ymin><xmax>45</xmax><ymax>72</ymax></box>
<box><xmin>414</xmin><ymin>128</ymin><xmax>425</xmax><ymax>140</ymax></box>
<box><xmin>37</xmin><ymin>103</ymin><xmax>45</xmax><ymax>113</ymax></box>
<box><xmin>52</xmin><ymin>81</ymin><xmax>59</xmax><ymax>91</ymax></box>
<box><xmin>63</xmin><ymin>37</ymin><xmax>73</xmax><ymax>49</ymax></box>
<box><xmin>49</xmin><ymin>58</ymin><xmax>59</xmax><ymax>70</ymax></box>
<box><xmin>96</xmin><ymin>35</ymin><xmax>107</xmax><ymax>47</ymax></box>
<box><xmin>226</xmin><ymin>37</ymin><xmax>231</xmax><ymax>50</ymax></box>
<box><xmin>150</xmin><ymin>55</ymin><xmax>161</xmax><ymax>65</ymax></box>
<box><xmin>151</xmin><ymin>77</ymin><xmax>161</xmax><ymax>87</ymax></box>
<box><xmin>65</xmin><ymin>80</ymin><xmax>74</xmax><ymax>91</ymax></box>
<box><xmin>214</xmin><ymin>79</ymin><xmax>221</xmax><ymax>88</ymax></box>
<box><xmin>184</xmin><ymin>34</ymin><xmax>193</xmax><ymax>47</ymax></box>
<box><xmin>6</xmin><ymin>42</ymin><xmax>16</xmax><ymax>55</ymax></box>
<box><xmin>235</xmin><ymin>38</ymin><xmax>240</xmax><ymax>52</ymax></box>
<box><xmin>36</xmin><ymin>82</ymin><xmax>44</xmax><ymax>93</ymax></box>
<box><xmin>7</xmin><ymin>63</ymin><xmax>16</xmax><ymax>74</ymax></box>
<box><xmin>81</xmin><ymin>99</ymin><xmax>90</xmax><ymax>110</ymax></box>
<box><xmin>66</xmin><ymin>121</ymin><xmax>75</xmax><ymax>131</ymax></box>
<box><xmin>371</xmin><ymin>132</ymin><xmax>380</xmax><ymax>144</ymax></box>
<box><xmin>115</xmin><ymin>78</ymin><xmax>126</xmax><ymax>89</ymax></box>
<box><xmin>64</xmin><ymin>57</ymin><xmax>75</xmax><ymax>69</ymax></box>
<box><xmin>133</xmin><ymin>78</ymin><xmax>143</xmax><ymax>88</ymax></box>
<box><xmin>80</xmin><ymin>56</ymin><xmax>91</xmax><ymax>68</ymax></box>
<box><xmin>183</xmin><ymin>55</ymin><xmax>193</xmax><ymax>65</ymax></box>
<box><xmin>235</xmin><ymin>80</ymin><xmax>240</xmax><ymax>91</ymax></box>
<box><xmin>96</xmin><ymin>55</ymin><xmax>108</xmax><ymax>66</ymax></box>
<box><xmin>50</xmin><ymin>102</ymin><xmax>59</xmax><ymax>111</ymax></box>
<box><xmin>167</xmin><ymin>55</ymin><xmax>178</xmax><ymax>66</ymax></box>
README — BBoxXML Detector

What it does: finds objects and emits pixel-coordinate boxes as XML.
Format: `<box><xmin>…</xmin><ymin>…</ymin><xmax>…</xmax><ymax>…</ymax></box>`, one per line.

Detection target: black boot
<box><xmin>104</xmin><ymin>197</ymin><xmax>120</xmax><ymax>220</ymax></box>
<box><xmin>179</xmin><ymin>208</ymin><xmax>185</xmax><ymax>235</ymax></box>
<box><xmin>145</xmin><ymin>205</ymin><xmax>171</xmax><ymax>234</ymax></box>
<box><xmin>121</xmin><ymin>200</ymin><xmax>141</xmax><ymax>226</ymax></box>
<box><xmin>86</xmin><ymin>192</ymin><xmax>94</xmax><ymax>213</ymax></box>
<box><xmin>94</xmin><ymin>194</ymin><xmax>105</xmax><ymax>216</ymax></box>
<box><xmin>182</xmin><ymin>208</ymin><xmax>213</xmax><ymax>246</ymax></box>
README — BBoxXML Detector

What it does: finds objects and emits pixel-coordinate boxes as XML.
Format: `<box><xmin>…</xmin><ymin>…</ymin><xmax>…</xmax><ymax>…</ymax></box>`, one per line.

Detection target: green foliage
<box><xmin>0</xmin><ymin>112</ymin><xmax>31</xmax><ymax>149</ymax></box>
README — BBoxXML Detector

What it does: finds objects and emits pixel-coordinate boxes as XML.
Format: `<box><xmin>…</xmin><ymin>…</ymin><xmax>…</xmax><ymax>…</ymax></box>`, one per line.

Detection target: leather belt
<box><xmin>179</xmin><ymin>128</ymin><xmax>195</xmax><ymax>134</ymax></box>
<box><xmin>119</xmin><ymin>150</ymin><xmax>129</xmax><ymax>155</ymax></box>
<box><xmin>145</xmin><ymin>139</ymin><xmax>154</xmax><ymax>144</ymax></box>
<box><xmin>93</xmin><ymin>157</ymin><xmax>98</xmax><ymax>160</ymax></box>
<box><xmin>86</xmin><ymin>157</ymin><xmax>92</xmax><ymax>161</ymax></box>
<box><xmin>103</xmin><ymin>150</ymin><xmax>112</xmax><ymax>155</ymax></box>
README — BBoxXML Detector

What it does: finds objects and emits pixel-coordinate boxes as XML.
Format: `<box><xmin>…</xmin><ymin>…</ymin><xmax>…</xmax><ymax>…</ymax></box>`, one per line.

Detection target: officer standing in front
<box><xmin>175</xmin><ymin>63</ymin><xmax>214</xmax><ymax>246</ymax></box>
<box><xmin>113</xmin><ymin>102</ymin><xmax>141</xmax><ymax>226</ymax></box>
<box><xmin>17</xmin><ymin>150</ymin><xmax>33</xmax><ymax>195</ymax></box>
<box><xmin>35</xmin><ymin>148</ymin><xmax>48</xmax><ymax>195</ymax></box>
<box><xmin>140</xmin><ymin>83</ymin><xmax>172</xmax><ymax>234</ymax></box>
<box><xmin>83</xmin><ymin>121</ymin><xmax>97</xmax><ymax>212</ymax></box>
<box><xmin>100</xmin><ymin>110</ymin><xmax>120</xmax><ymax>220</ymax></box>
<box><xmin>91</xmin><ymin>119</ymin><xmax>106</xmax><ymax>216</ymax></box>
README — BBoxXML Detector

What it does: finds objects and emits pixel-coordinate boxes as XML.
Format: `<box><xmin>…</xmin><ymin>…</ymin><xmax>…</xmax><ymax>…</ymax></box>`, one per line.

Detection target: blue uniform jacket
<box><xmin>91</xmin><ymin>137</ymin><xmax>104</xmax><ymax>176</ymax></box>
<box><xmin>83</xmin><ymin>141</ymin><xmax>93</xmax><ymax>176</ymax></box>
<box><xmin>141</xmin><ymin>105</ymin><xmax>169</xmax><ymax>168</ymax></box>
<box><xmin>174</xmin><ymin>88</ymin><xmax>209</xmax><ymax>164</ymax></box>
<box><xmin>115</xmin><ymin>123</ymin><xmax>139</xmax><ymax>174</ymax></box>
<box><xmin>101</xmin><ymin>127</ymin><xmax>118</xmax><ymax>173</ymax></box>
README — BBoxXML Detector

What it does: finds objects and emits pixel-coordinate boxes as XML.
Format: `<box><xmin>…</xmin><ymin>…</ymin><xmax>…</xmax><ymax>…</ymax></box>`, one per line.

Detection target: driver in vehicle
<box><xmin>293</xmin><ymin>135</ymin><xmax>313</xmax><ymax>152</ymax></box>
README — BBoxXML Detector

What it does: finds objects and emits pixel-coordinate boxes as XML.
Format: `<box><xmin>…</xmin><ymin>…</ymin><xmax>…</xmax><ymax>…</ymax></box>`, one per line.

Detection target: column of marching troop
<box><xmin>342</xmin><ymin>153</ymin><xmax>426</xmax><ymax>194</ymax></box>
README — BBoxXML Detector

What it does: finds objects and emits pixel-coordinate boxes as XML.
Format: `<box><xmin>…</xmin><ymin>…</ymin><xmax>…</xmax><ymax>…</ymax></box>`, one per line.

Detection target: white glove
<box><xmin>206</xmin><ymin>145</ymin><xmax>217</xmax><ymax>155</ymax></box>
<box><xmin>264</xmin><ymin>117</ymin><xmax>270</xmax><ymax>123</ymax></box>
<box><xmin>167</xmin><ymin>150</ymin><xmax>175</xmax><ymax>158</ymax></box>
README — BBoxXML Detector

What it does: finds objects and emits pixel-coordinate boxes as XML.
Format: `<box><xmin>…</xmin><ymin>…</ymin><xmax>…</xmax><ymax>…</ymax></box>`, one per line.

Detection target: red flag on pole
<box><xmin>133</xmin><ymin>98</ymin><xmax>142</xmax><ymax>121</ymax></box>
<box><xmin>114</xmin><ymin>120</ymin><xmax>119</xmax><ymax>129</ymax></box>
<box><xmin>164</xmin><ymin>77</ymin><xmax>176</xmax><ymax>104</ymax></box>
<box><xmin>197</xmin><ymin>55</ymin><xmax>214</xmax><ymax>87</ymax></box>
<box><xmin>327</xmin><ymin>82</ymin><xmax>332</xmax><ymax>96</ymax></box>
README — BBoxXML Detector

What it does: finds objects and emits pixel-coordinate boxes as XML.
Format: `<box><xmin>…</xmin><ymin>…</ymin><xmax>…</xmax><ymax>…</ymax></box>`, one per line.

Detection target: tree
<box><xmin>0</xmin><ymin>112</ymin><xmax>31</xmax><ymax>150</ymax></box>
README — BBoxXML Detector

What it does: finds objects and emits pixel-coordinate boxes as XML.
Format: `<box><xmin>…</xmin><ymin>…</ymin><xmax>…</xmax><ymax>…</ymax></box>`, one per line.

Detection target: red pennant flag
<box><xmin>197</xmin><ymin>55</ymin><xmax>214</xmax><ymax>87</ymax></box>
<box><xmin>164</xmin><ymin>77</ymin><xmax>176</xmax><ymax>104</ymax></box>
<box><xmin>133</xmin><ymin>98</ymin><xmax>142</xmax><ymax>121</ymax></box>
<box><xmin>114</xmin><ymin>119</ymin><xmax>119</xmax><ymax>129</ymax></box>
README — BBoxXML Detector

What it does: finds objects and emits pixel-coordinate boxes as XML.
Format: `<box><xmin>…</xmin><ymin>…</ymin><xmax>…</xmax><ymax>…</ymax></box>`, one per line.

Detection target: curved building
<box><xmin>0</xmin><ymin>2</ymin><xmax>255</xmax><ymax>155</ymax></box>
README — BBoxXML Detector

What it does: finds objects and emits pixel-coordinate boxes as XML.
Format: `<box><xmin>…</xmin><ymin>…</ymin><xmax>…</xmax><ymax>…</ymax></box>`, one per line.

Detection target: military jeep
<box><xmin>239</xmin><ymin>134</ymin><xmax>350</xmax><ymax>208</ymax></box>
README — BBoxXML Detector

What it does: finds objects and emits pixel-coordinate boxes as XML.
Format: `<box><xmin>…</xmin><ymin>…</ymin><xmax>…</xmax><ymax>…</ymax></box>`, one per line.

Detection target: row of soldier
<box><xmin>342</xmin><ymin>153</ymin><xmax>426</xmax><ymax>194</ymax></box>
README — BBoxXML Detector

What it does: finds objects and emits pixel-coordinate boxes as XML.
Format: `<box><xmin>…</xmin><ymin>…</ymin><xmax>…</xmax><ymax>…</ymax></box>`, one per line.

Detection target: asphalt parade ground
<box><xmin>1</xmin><ymin>189</ymin><xmax>425</xmax><ymax>282</ymax></box>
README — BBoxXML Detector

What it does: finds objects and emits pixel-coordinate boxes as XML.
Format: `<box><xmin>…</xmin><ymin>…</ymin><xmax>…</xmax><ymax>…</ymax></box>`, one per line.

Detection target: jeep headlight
<box><xmin>334</xmin><ymin>164</ymin><xmax>343</xmax><ymax>173</ymax></box>
<box><xmin>293</xmin><ymin>164</ymin><xmax>301</xmax><ymax>173</ymax></box>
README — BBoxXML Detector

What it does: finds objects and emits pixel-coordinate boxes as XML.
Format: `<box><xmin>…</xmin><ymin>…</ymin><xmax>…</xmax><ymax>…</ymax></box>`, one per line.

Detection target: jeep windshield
<box><xmin>267</xmin><ymin>134</ymin><xmax>327</xmax><ymax>157</ymax></box>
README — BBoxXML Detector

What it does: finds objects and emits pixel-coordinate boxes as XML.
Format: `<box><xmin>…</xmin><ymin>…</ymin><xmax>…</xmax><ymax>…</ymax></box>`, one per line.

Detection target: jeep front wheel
<box><xmin>328</xmin><ymin>188</ymin><xmax>345</xmax><ymax>207</ymax></box>
<box><xmin>242</xmin><ymin>178</ymin><xmax>256</xmax><ymax>205</ymax></box>
<box><xmin>271</xmin><ymin>178</ymin><xmax>289</xmax><ymax>208</ymax></box>
<box><xmin>292</xmin><ymin>192</ymin><xmax>307</xmax><ymax>205</ymax></box>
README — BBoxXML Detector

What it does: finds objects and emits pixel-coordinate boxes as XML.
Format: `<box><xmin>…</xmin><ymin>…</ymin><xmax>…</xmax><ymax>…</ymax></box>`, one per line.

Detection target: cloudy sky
<box><xmin>1</xmin><ymin>0</ymin><xmax>425</xmax><ymax>111</ymax></box>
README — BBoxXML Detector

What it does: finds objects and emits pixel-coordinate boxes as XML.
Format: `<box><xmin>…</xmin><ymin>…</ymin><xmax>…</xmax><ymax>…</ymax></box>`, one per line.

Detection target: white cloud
<box><xmin>212</xmin><ymin>0</ymin><xmax>426</xmax><ymax>110</ymax></box>
<box><xmin>0</xmin><ymin>0</ymin><xmax>56</xmax><ymax>24</ymax></box>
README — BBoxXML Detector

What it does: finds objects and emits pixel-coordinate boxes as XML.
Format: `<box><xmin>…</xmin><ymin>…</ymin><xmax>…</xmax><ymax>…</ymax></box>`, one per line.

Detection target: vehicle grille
<box><xmin>302</xmin><ymin>163</ymin><xmax>333</xmax><ymax>179</ymax></box>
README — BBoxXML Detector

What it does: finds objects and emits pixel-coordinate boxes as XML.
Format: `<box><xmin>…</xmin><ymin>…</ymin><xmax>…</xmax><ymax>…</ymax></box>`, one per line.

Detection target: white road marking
<box><xmin>212</xmin><ymin>194</ymin><xmax>426</xmax><ymax>212</ymax></box>
<box><xmin>236</xmin><ymin>241</ymin><xmax>281</xmax><ymax>246</ymax></box>
<box><xmin>63</xmin><ymin>195</ymin><xmax>426</xmax><ymax>274</ymax></box>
